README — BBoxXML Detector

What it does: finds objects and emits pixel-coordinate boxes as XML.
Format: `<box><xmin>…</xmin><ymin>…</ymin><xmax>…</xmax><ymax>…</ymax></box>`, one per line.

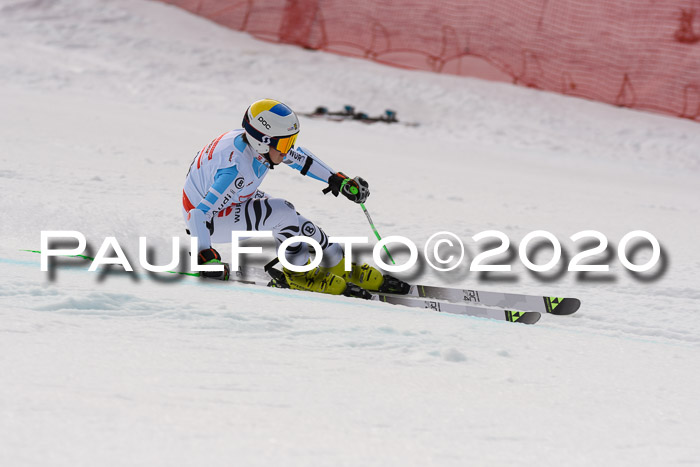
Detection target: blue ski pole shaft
<box><xmin>360</xmin><ymin>203</ymin><xmax>395</xmax><ymax>265</ymax></box>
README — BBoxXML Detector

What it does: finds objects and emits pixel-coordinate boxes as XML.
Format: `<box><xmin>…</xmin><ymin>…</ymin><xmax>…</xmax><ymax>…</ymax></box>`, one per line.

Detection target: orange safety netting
<box><xmin>158</xmin><ymin>0</ymin><xmax>700</xmax><ymax>121</ymax></box>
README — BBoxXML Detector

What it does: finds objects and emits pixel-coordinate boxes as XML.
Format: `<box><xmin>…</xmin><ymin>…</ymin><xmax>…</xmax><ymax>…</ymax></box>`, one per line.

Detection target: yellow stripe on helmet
<box><xmin>249</xmin><ymin>99</ymin><xmax>280</xmax><ymax>117</ymax></box>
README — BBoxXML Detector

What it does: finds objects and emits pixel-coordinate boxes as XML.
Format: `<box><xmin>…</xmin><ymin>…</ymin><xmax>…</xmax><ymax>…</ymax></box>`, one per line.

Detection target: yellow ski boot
<box><xmin>321</xmin><ymin>257</ymin><xmax>385</xmax><ymax>291</ymax></box>
<box><xmin>282</xmin><ymin>265</ymin><xmax>347</xmax><ymax>295</ymax></box>
<box><xmin>321</xmin><ymin>257</ymin><xmax>411</xmax><ymax>294</ymax></box>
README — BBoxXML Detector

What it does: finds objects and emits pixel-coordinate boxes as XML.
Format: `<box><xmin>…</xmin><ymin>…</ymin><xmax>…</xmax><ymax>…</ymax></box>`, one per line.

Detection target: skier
<box><xmin>183</xmin><ymin>98</ymin><xmax>389</xmax><ymax>295</ymax></box>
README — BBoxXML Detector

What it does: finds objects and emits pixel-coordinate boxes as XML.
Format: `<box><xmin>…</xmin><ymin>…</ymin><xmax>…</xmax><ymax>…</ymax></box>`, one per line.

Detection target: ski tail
<box><xmin>544</xmin><ymin>297</ymin><xmax>580</xmax><ymax>315</ymax></box>
<box><xmin>504</xmin><ymin>310</ymin><xmax>541</xmax><ymax>324</ymax></box>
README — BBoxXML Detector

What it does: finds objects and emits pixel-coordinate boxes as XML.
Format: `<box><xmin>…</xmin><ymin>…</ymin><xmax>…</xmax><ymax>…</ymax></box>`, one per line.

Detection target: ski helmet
<box><xmin>242</xmin><ymin>99</ymin><xmax>300</xmax><ymax>154</ymax></box>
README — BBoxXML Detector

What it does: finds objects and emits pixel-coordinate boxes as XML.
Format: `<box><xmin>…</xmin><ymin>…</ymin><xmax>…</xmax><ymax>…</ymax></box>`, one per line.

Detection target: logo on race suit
<box><xmin>258</xmin><ymin>116</ymin><xmax>271</xmax><ymax>130</ymax></box>
<box><xmin>288</xmin><ymin>150</ymin><xmax>304</xmax><ymax>163</ymax></box>
<box><xmin>234</xmin><ymin>177</ymin><xmax>245</xmax><ymax>189</ymax></box>
<box><xmin>284</xmin><ymin>200</ymin><xmax>295</xmax><ymax>211</ymax></box>
<box><xmin>301</xmin><ymin>221</ymin><xmax>316</xmax><ymax>237</ymax></box>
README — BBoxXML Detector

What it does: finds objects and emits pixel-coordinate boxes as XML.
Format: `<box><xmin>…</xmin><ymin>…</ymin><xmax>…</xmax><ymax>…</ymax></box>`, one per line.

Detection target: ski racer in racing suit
<box><xmin>182</xmin><ymin>98</ymin><xmax>390</xmax><ymax>295</ymax></box>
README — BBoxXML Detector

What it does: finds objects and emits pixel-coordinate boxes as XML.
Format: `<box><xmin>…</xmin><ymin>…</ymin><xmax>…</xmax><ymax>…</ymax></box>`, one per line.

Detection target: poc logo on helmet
<box><xmin>257</xmin><ymin>116</ymin><xmax>271</xmax><ymax>130</ymax></box>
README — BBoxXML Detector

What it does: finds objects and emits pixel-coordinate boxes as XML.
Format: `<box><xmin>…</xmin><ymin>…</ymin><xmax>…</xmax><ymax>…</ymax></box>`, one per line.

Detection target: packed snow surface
<box><xmin>1</xmin><ymin>0</ymin><xmax>700</xmax><ymax>465</ymax></box>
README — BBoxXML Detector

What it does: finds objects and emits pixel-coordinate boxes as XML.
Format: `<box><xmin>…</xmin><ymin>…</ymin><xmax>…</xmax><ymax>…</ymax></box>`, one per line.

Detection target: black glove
<box><xmin>323</xmin><ymin>172</ymin><xmax>370</xmax><ymax>204</ymax></box>
<box><xmin>198</xmin><ymin>248</ymin><xmax>230</xmax><ymax>281</ymax></box>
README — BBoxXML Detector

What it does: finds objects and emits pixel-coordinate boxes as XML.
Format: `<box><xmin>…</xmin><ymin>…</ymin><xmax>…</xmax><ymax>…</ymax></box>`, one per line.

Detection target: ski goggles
<box><xmin>272</xmin><ymin>133</ymin><xmax>298</xmax><ymax>153</ymax></box>
<box><xmin>243</xmin><ymin>114</ymin><xmax>298</xmax><ymax>153</ymax></box>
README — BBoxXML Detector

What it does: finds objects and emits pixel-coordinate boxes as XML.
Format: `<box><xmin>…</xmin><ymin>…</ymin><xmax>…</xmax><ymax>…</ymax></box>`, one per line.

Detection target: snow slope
<box><xmin>1</xmin><ymin>0</ymin><xmax>700</xmax><ymax>465</ymax></box>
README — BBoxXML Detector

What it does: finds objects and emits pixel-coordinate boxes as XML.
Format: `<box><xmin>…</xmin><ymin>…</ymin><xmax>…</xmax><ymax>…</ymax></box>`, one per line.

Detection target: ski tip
<box><xmin>545</xmin><ymin>297</ymin><xmax>581</xmax><ymax>315</ymax></box>
<box><xmin>506</xmin><ymin>310</ymin><xmax>541</xmax><ymax>325</ymax></box>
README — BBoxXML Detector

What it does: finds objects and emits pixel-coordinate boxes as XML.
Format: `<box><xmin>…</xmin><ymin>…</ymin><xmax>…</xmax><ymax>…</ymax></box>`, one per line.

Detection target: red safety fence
<box><xmin>158</xmin><ymin>0</ymin><xmax>700</xmax><ymax>121</ymax></box>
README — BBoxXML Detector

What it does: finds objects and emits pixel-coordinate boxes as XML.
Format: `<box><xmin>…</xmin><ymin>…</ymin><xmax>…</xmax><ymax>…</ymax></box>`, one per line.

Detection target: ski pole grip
<box><xmin>322</xmin><ymin>173</ymin><xmax>350</xmax><ymax>196</ymax></box>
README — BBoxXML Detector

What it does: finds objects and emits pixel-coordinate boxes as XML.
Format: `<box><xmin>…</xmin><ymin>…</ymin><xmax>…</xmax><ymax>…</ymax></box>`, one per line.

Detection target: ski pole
<box><xmin>360</xmin><ymin>203</ymin><xmax>395</xmax><ymax>265</ymax></box>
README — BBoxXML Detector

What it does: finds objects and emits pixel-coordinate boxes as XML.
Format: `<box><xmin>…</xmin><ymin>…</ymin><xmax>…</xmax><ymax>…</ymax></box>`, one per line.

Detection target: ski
<box><xmin>394</xmin><ymin>285</ymin><xmax>580</xmax><ymax>315</ymax></box>
<box><xmin>262</xmin><ymin>267</ymin><xmax>539</xmax><ymax>324</ymax></box>
<box><xmin>300</xmin><ymin>106</ymin><xmax>420</xmax><ymax>127</ymax></box>
<box><xmin>299</xmin><ymin>105</ymin><xmax>355</xmax><ymax>121</ymax></box>
<box><xmin>233</xmin><ymin>265</ymin><xmax>569</xmax><ymax>319</ymax></box>
<box><xmin>373</xmin><ymin>294</ymin><xmax>540</xmax><ymax>324</ymax></box>
<box><xmin>243</xmin><ymin>263</ymin><xmax>579</xmax><ymax>316</ymax></box>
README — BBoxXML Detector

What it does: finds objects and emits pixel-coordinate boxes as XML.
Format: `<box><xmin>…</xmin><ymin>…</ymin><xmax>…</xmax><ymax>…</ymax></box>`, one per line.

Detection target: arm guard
<box><xmin>284</xmin><ymin>147</ymin><xmax>335</xmax><ymax>183</ymax></box>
